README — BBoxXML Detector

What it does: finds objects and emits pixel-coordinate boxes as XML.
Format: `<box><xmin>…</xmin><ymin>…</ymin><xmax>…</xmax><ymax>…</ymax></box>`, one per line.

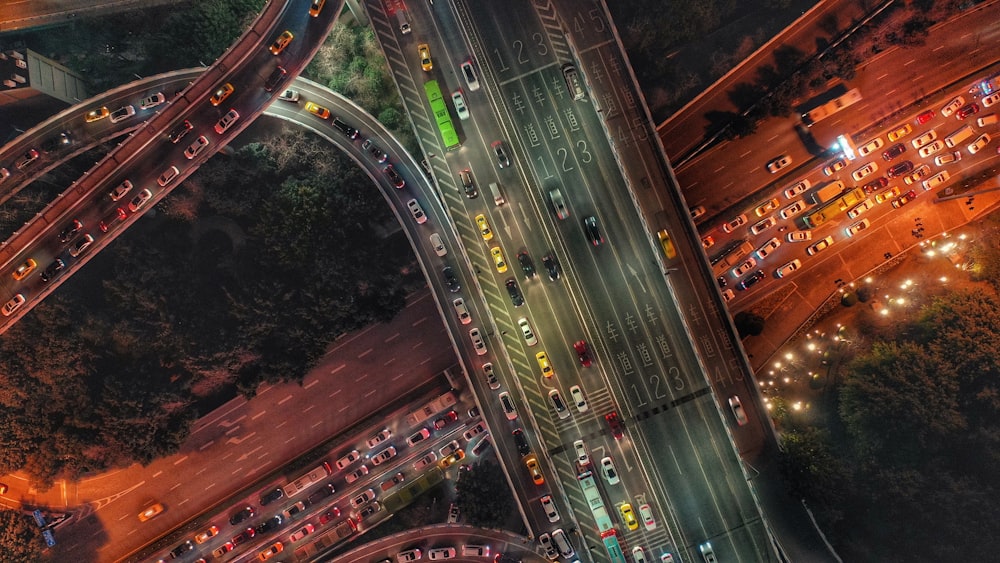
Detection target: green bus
<box><xmin>424</xmin><ymin>80</ymin><xmax>460</xmax><ymax>151</ymax></box>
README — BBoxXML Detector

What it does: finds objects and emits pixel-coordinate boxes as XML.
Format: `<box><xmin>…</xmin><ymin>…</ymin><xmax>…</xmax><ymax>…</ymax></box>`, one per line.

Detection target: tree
<box><xmin>455</xmin><ymin>461</ymin><xmax>513</xmax><ymax>528</ymax></box>
<box><xmin>0</xmin><ymin>510</ymin><xmax>46</xmax><ymax>561</ymax></box>
<box><xmin>733</xmin><ymin>311</ymin><xmax>765</xmax><ymax>337</ymax></box>
<box><xmin>778</xmin><ymin>427</ymin><xmax>848</xmax><ymax>523</ymax></box>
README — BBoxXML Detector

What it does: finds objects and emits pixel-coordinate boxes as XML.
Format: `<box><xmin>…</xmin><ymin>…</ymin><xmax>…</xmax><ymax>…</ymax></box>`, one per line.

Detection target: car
<box><xmin>524</xmin><ymin>454</ymin><xmax>544</xmax><ymax>485</ymax></box>
<box><xmin>887</xmin><ymin>123</ymin><xmax>913</xmax><ymax>141</ymax></box>
<box><xmin>14</xmin><ymin>149</ymin><xmax>40</xmax><ymax>170</ymax></box>
<box><xmin>846</xmin><ymin>219</ymin><xmax>871</xmax><ymax>237</ymax></box>
<box><xmin>309</xmin><ymin>0</ymin><xmax>326</xmax><ymax>16</ymax></box>
<box><xmin>469</xmin><ymin>328</ymin><xmax>487</xmax><ymax>355</ymax></box>
<box><xmin>910</xmin><ymin>130</ymin><xmax>937</xmax><ymax>149</ymax></box>
<box><xmin>491</xmin><ymin>247</ymin><xmax>508</xmax><ymax>273</ymax></box>
<box><xmin>483</xmin><ymin>362</ymin><xmax>500</xmax><ymax>389</ymax></box>
<box><xmin>573</xmin><ymin>340</ymin><xmax>593</xmax><ymax>367</ymax></box>
<box><xmin>656</xmin><ymin>229</ymin><xmax>678</xmax><ymax>259</ymax></box>
<box><xmin>290</xmin><ymin>524</ymin><xmax>315</xmax><ymax>542</ymax></box>
<box><xmin>167</xmin><ymin>120</ymin><xmax>193</xmax><ymax>143</ymax></box>
<box><xmin>700</xmin><ymin>236</ymin><xmax>715</xmax><ymax>251</ymax></box>
<box><xmin>371</xmin><ymin>446</ymin><xmax>397</xmax><ymax>466</ymax></box>
<box><xmin>363</xmin><ymin>139</ymin><xmax>388</xmax><ymax>163</ymax></box>
<box><xmin>158</xmin><ymin>165</ymin><xmax>181</xmax><ymax>187</ymax></box>
<box><xmin>210</xmin><ymin>83</ymin><xmax>234</xmax><ymax>106</ymax></box>
<box><xmin>918</xmin><ymin>140</ymin><xmax>945</xmax><ymax>158</ymax></box>
<box><xmin>85</xmin><ymin>106</ymin><xmax>110</xmax><ymax>122</ymax></box>
<box><xmin>138</xmin><ymin>503</ymin><xmax>164</xmax><ymax>522</ymax></box>
<box><xmin>535</xmin><ymin>351</ymin><xmax>554</xmax><ymax>377</ymax></box>
<box><xmin>109</xmin><ymin>104</ymin><xmax>136</xmax><ymax>123</ymax></box>
<box><xmin>661</xmin><ymin>555</ymin><xmax>675</xmax><ymax>563</ymax></box>
<box><xmin>737</xmin><ymin>269</ymin><xmax>765</xmax><ymax>290</ymax></box>
<box><xmin>269</xmin><ymin>30</ymin><xmax>294</xmax><ymax>55</ymax></box>
<box><xmin>255</xmin><ymin>515</ymin><xmax>283</xmax><ymax>534</ymax></box>
<box><xmin>851</xmin><ymin>161</ymin><xmax>878</xmax><ymax>182</ymax></box>
<box><xmin>786</xmin><ymin>230</ymin><xmax>811</xmax><ymax>242</ymax></box>
<box><xmin>382</xmin><ymin>472</ymin><xmax>406</xmax><ymax>491</ymax></box>
<box><xmin>874</xmin><ymin>186</ymin><xmax>902</xmax><ymax>204</ymax></box>
<box><xmin>750</xmin><ymin>216</ymin><xmax>776</xmax><ymax>235</ymax></box>
<box><xmin>583</xmin><ymin>216</ymin><xmax>604</xmax><ymax>246</ymax></box>
<box><xmin>775</xmin><ymin>259</ymin><xmax>801</xmax><ymax>278</ymax></box>
<box><xmin>418</xmin><ymin>43</ymin><xmax>433</xmax><ymax>71</ymax></box>
<box><xmin>606</xmin><ymin>411</ymin><xmax>624</xmax><ymax>439</ymax></box>
<box><xmin>941</xmin><ymin>95</ymin><xmax>965</xmax><ymax>117</ymax></box>
<box><xmin>128</xmin><ymin>189</ymin><xmax>153</xmax><ymax>213</ymax></box>
<box><xmin>399</xmin><ymin>548</ymin><xmax>423</xmax><ymax>562</ymax></box>
<box><xmin>447</xmin><ymin>503</ymin><xmax>460</xmax><ymax>523</ymax></box>
<box><xmin>214</xmin><ymin>108</ymin><xmax>240</xmax><ymax>134</ymax></box>
<box><xmin>619</xmin><ymin>503</ymin><xmax>638</xmax><ymax>530</ymax></box>
<box><xmin>336</xmin><ymin>449</ymin><xmax>361</xmax><ymax>470</ymax></box>
<box><xmin>461</xmin><ymin>60</ymin><xmax>480</xmax><ymax>90</ymax></box>
<box><xmin>549</xmin><ymin>188</ymin><xmax>570</xmax><ymax>219</ymax></box>
<box><xmin>568</xmin><ymin>385</ymin><xmax>589</xmax><ymax>413</ymax></box>
<box><xmin>41</xmin><ymin>132</ymin><xmax>72</xmax><ymax>153</ymax></box>
<box><xmin>633</xmin><ymin>547</ymin><xmax>649</xmax><ymax>563</ymax></box>
<box><xmin>304</xmin><ymin>101</ymin><xmax>331</xmax><ymax>119</ymax></box>
<box><xmin>779</xmin><ymin>200</ymin><xmax>805</xmax><ymax>219</ymax></box>
<box><xmin>452</xmin><ymin>297</ymin><xmax>471</xmax><ymax>325</ymax></box>
<box><xmin>366</xmin><ymin>428</ymin><xmax>392</xmax><ymax>448</ymax></box>
<box><xmin>169</xmin><ymin>541</ymin><xmax>195</xmax><ymax>558</ymax></box>
<box><xmin>721</xmin><ymin>214</ymin><xmax>747</xmax><ymax>233</ymax></box>
<box><xmin>318</xmin><ymin>507</ymin><xmax>342</xmax><ymax>525</ymax></box>
<box><xmin>109</xmin><ymin>180</ymin><xmax>134</xmax><ymax>202</ymax></box>
<box><xmin>783</xmin><ymin>179</ymin><xmax>810</xmax><ymax>199</ymax></box>
<box><xmin>1</xmin><ymin>294</ymin><xmax>25</xmax><ymax>317</ymax></box>
<box><xmin>755</xmin><ymin>237</ymin><xmax>781</xmax><ymax>260</ymax></box>
<box><xmin>847</xmin><ymin>198</ymin><xmax>875</xmax><ymax>219</ymax></box>
<box><xmin>599</xmin><ymin>456</ymin><xmax>620</xmax><ymax>484</ymax></box>
<box><xmin>407</xmin><ymin>199</ymin><xmax>427</xmax><ymax>224</ymax></box>
<box><xmin>11</xmin><ymin>258</ymin><xmax>36</xmax><ymax>281</ymax></box>
<box><xmin>886</xmin><ymin>160</ymin><xmax>915</xmax><ymax>178</ymax></box>
<box><xmin>139</xmin><ymin>92</ymin><xmax>166</xmax><ymax>110</ymax></box>
<box><xmin>548</xmin><ymin>388</ymin><xmax>570</xmax><ymax>419</ymax></box>
<box><xmin>434</xmin><ymin>410</ymin><xmax>459</xmax><ymax>430</ymax></box>
<box><xmin>638</xmin><ymin>503</ymin><xmax>656</xmax><ymax>530</ymax></box>
<box><xmin>903</xmin><ymin>164</ymin><xmax>931</xmax><ymax>185</ymax></box>
<box><xmin>540</xmin><ymin>495</ymin><xmax>560</xmax><ymax>522</ymax></box>
<box><xmin>307</xmin><ymin>483</ymin><xmax>336</xmax><ymax>505</ymax></box>
<box><xmin>862</xmin><ymin>177</ymin><xmax>888</xmax><ymax>194</ymax></box>
<box><xmin>260</xmin><ymin>487</ymin><xmax>284</xmax><ymax>506</ymax></box>
<box><xmin>344</xmin><ymin>464</ymin><xmax>369</xmax><ymax>484</ymax></box>
<box><xmin>69</xmin><ymin>234</ymin><xmax>94</xmax><ymax>258</ymax></box>
<box><xmin>935</xmin><ymin>151</ymin><xmax>962</xmax><ymax>166</ymax></box>
<box><xmin>691</xmin><ymin>205</ymin><xmax>706</xmax><ymax>219</ymax></box>
<box><xmin>258</xmin><ymin>542</ymin><xmax>284</xmax><ymax>561</ymax></box>
<box><xmin>539</xmin><ymin>533</ymin><xmax>558</xmax><ymax>560</ymax></box>
<box><xmin>492</xmin><ymin>141</ymin><xmax>510</xmax><ymax>168</ymax></box>
<box><xmin>968</xmin><ymin>133</ymin><xmax>991</xmax><ymax>155</ymax></box>
<box><xmin>452</xmin><ymin>90</ymin><xmax>470</xmax><ymax>120</ymax></box>
<box><xmin>406</xmin><ymin>428</ymin><xmax>431</xmax><ymax>446</ymax></box>
<box><xmin>983</xmin><ymin>92</ymin><xmax>1000</xmax><ymax>108</ymax></box>
<box><xmin>499</xmin><ymin>391</ymin><xmax>517</xmax><ymax>420</ymax></box>
<box><xmin>891</xmin><ymin>190</ymin><xmax>917</xmax><ymax>208</ymax></box>
<box><xmin>753</xmin><ymin>197</ymin><xmax>779</xmax><ymax>217</ymax></box>
<box><xmin>542</xmin><ymin>254</ymin><xmax>560</xmax><ymax>280</ymax></box>
<box><xmin>915</xmin><ymin>110</ymin><xmax>935</xmax><ymax>124</ymax></box>
<box><xmin>765</xmin><ymin>154</ymin><xmax>791</xmax><ymax>173</ymax></box>
<box><xmin>428</xmin><ymin>547</ymin><xmax>457</xmax><ymax>560</ymax></box>
<box><xmin>463</xmin><ymin>422</ymin><xmax>487</xmax><ymax>441</ymax></box>
<box><xmin>806</xmin><ymin>235</ymin><xmax>835</xmax><ymax>256</ymax></box>
<box><xmin>39</xmin><ymin>259</ymin><xmax>64</xmax><ymax>283</ymax></box>
<box><xmin>58</xmin><ymin>219</ymin><xmax>84</xmax><ymax>243</ymax></box>
<box><xmin>732</xmin><ymin>257</ymin><xmax>757</xmax><ymax>278</ymax></box>
<box><xmin>184</xmin><ymin>135</ymin><xmax>210</xmax><ymax>160</ymax></box>
<box><xmin>956</xmin><ymin>103</ymin><xmax>979</xmax><ymax>119</ymax></box>
<box><xmin>857</xmin><ymin>137</ymin><xmax>884</xmax><ymax>156</ymax></box>
<box><xmin>475</xmin><ymin>214</ymin><xmax>493</xmax><ymax>241</ymax></box>
<box><xmin>882</xmin><ymin>143</ymin><xmax>906</xmax><ymax>161</ymax></box>
<box><xmin>283</xmin><ymin>501</ymin><xmax>308</xmax><ymax>519</ymax></box>
<box><xmin>573</xmin><ymin>439</ymin><xmax>590</xmax><ymax>467</ymax></box>
<box><xmin>232</xmin><ymin>527</ymin><xmax>256</xmax><ymax>545</ymax></box>
<box><xmin>375</xmin><ymin>166</ymin><xmax>404</xmax><ymax>191</ymax></box>
<box><xmin>212</xmin><ymin>543</ymin><xmax>235</xmax><ymax>558</ymax></box>
<box><xmin>457</xmin><ymin>168</ymin><xmax>477</xmax><ymax>198</ymax></box>
<box><xmin>518</xmin><ymin>317</ymin><xmax>537</xmax><ymax>345</ymax></box>
<box><xmin>822</xmin><ymin>157</ymin><xmax>847</xmax><ymax>176</ymax></box>
<box><xmin>332</xmin><ymin>117</ymin><xmax>360</xmax><ymax>139</ymax></box>
<box><xmin>0</xmin><ymin>168</ymin><xmax>8</xmax><ymax>184</ymax></box>
<box><xmin>512</xmin><ymin>428</ymin><xmax>531</xmax><ymax>456</ymax></box>
<box><xmin>439</xmin><ymin>449</ymin><xmax>465</xmax><ymax>468</ymax></box>
<box><xmin>516</xmin><ymin>251</ymin><xmax>535</xmax><ymax>278</ymax></box>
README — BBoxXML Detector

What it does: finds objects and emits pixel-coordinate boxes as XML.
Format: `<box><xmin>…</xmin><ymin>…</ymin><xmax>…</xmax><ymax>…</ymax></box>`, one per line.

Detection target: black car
<box><xmin>384</xmin><ymin>165</ymin><xmax>405</xmax><ymax>189</ymax></box>
<box><xmin>886</xmin><ymin>160</ymin><xmax>914</xmax><ymax>178</ymax></box>
<box><xmin>583</xmin><ymin>216</ymin><xmax>604</xmax><ymax>246</ymax></box>
<box><xmin>260</xmin><ymin>487</ymin><xmax>284</xmax><ymax>506</ymax></box>
<box><xmin>40</xmin><ymin>259</ymin><xmax>65</xmax><ymax>283</ymax></box>
<box><xmin>459</xmin><ymin>169</ymin><xmax>477</xmax><ymax>198</ymax></box>
<box><xmin>264</xmin><ymin>65</ymin><xmax>288</xmax><ymax>92</ymax></box>
<box><xmin>359</xmin><ymin>503</ymin><xmax>380</xmax><ymax>518</ymax></box>
<box><xmin>58</xmin><ymin>219</ymin><xmax>83</xmax><ymax>243</ymax></box>
<box><xmin>517</xmin><ymin>251</ymin><xmax>535</xmax><ymax>278</ymax></box>
<box><xmin>737</xmin><ymin>270</ymin><xmax>765</xmax><ymax>290</ymax></box>
<box><xmin>167</xmin><ymin>120</ymin><xmax>193</xmax><ymax>144</ymax></box>
<box><xmin>307</xmin><ymin>483</ymin><xmax>336</xmax><ymax>505</ymax></box>
<box><xmin>168</xmin><ymin>541</ymin><xmax>194</xmax><ymax>559</ymax></box>
<box><xmin>881</xmin><ymin>143</ymin><xmax>906</xmax><ymax>161</ymax></box>
<box><xmin>542</xmin><ymin>254</ymin><xmax>560</xmax><ymax>281</ymax></box>
<box><xmin>332</xmin><ymin>117</ymin><xmax>360</xmax><ymax>140</ymax></box>
<box><xmin>442</xmin><ymin>266</ymin><xmax>460</xmax><ymax>293</ymax></box>
<box><xmin>229</xmin><ymin>506</ymin><xmax>255</xmax><ymax>526</ymax></box>
<box><xmin>512</xmin><ymin>428</ymin><xmax>530</xmax><ymax>456</ymax></box>
<box><xmin>231</xmin><ymin>527</ymin><xmax>255</xmax><ymax>545</ymax></box>
<box><xmin>363</xmin><ymin>139</ymin><xmax>388</xmax><ymax>163</ymax></box>
<box><xmin>41</xmin><ymin>132</ymin><xmax>72</xmax><ymax>153</ymax></box>
<box><xmin>255</xmin><ymin>515</ymin><xmax>283</xmax><ymax>534</ymax></box>
<box><xmin>505</xmin><ymin>278</ymin><xmax>524</xmax><ymax>307</ymax></box>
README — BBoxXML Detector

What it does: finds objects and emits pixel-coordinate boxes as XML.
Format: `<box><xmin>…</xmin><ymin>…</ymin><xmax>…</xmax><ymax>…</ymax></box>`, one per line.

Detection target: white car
<box><xmin>851</xmin><ymin>161</ymin><xmax>878</xmax><ymax>182</ymax></box>
<box><xmin>344</xmin><ymin>464</ymin><xmax>368</xmax><ymax>484</ymax></box>
<box><xmin>633</xmin><ymin>546</ymin><xmax>648</xmax><ymax>563</ymax></box>
<box><xmin>407</xmin><ymin>199</ymin><xmax>427</xmax><ymax>224</ymax></box>
<box><xmin>940</xmin><ymin>95</ymin><xmax>964</xmax><ymax>117</ymax></box>
<box><xmin>366</xmin><ymin>428</ymin><xmax>391</xmax><ymax>448</ymax></box>
<box><xmin>775</xmin><ymin>259</ymin><xmax>801</xmax><ymax>278</ymax></box>
<box><xmin>138</xmin><ymin>93</ymin><xmax>166</xmax><ymax>110</ymax></box>
<box><xmin>728</xmin><ymin>396</ymin><xmax>748</xmax><ymax>426</ymax></box>
<box><xmin>638</xmin><ymin>503</ymin><xmax>656</xmax><ymax>530</ymax></box>
<box><xmin>806</xmin><ymin>235</ymin><xmax>835</xmax><ymax>256</ymax></box>
<box><xmin>336</xmin><ymin>449</ymin><xmax>361</xmax><ymax>470</ymax></box>
<box><xmin>845</xmin><ymin>219</ymin><xmax>871</xmax><ymax>237</ymax></box>
<box><xmin>452</xmin><ymin>91</ymin><xmax>470</xmax><ymax>120</ymax></box>
<box><xmin>573</xmin><ymin>439</ymin><xmax>590</xmax><ymax>467</ymax></box>
<box><xmin>967</xmin><ymin>133</ymin><xmax>991</xmax><ymax>155</ymax></box>
<box><xmin>453</xmin><ymin>298</ymin><xmax>471</xmax><ymax>325</ymax></box>
<box><xmin>721</xmin><ymin>214</ymin><xmax>747</xmax><ymax>233</ymax></box>
<box><xmin>765</xmin><ymin>154</ymin><xmax>791</xmax><ymax>173</ymax></box>
<box><xmin>982</xmin><ymin>92</ymin><xmax>1000</xmax><ymax>107</ymax></box>
<box><xmin>786</xmin><ymin>230</ymin><xmax>812</xmax><ymax>242</ymax></box>
<box><xmin>600</xmin><ymin>456</ymin><xmax>620</xmax><ymax>485</ymax></box>
<box><xmin>934</xmin><ymin>151</ymin><xmax>961</xmax><ymax>166</ymax></box>
<box><xmin>569</xmin><ymin>385</ymin><xmax>588</xmax><ymax>412</ymax></box>
<box><xmin>755</xmin><ymin>237</ymin><xmax>781</xmax><ymax>260</ymax></box>
<box><xmin>754</xmin><ymin>198</ymin><xmax>779</xmax><ymax>217</ymax></box>
<box><xmin>540</xmin><ymin>495</ymin><xmax>560</xmax><ymax>522</ymax></box>
<box><xmin>779</xmin><ymin>200</ymin><xmax>806</xmax><ymax>219</ymax></box>
<box><xmin>910</xmin><ymin>130</ymin><xmax>937</xmax><ymax>149</ymax></box>
<box><xmin>517</xmin><ymin>317</ymin><xmax>537</xmax><ymax>346</ymax></box>
<box><xmin>917</xmin><ymin>139</ymin><xmax>944</xmax><ymax>158</ymax></box>
<box><xmin>469</xmin><ymin>328</ymin><xmax>487</xmax><ymax>355</ymax></box>
<box><xmin>732</xmin><ymin>257</ymin><xmax>757</xmax><ymax>278</ymax></box>
<box><xmin>846</xmin><ymin>198</ymin><xmax>874</xmax><ymax>219</ymax></box>
<box><xmin>183</xmin><ymin>135</ymin><xmax>210</xmax><ymax>160</ymax></box>
<box><xmin>430</xmin><ymin>233</ymin><xmax>447</xmax><ymax>256</ymax></box>
<box><xmin>821</xmin><ymin>157</ymin><xmax>847</xmax><ymax>176</ymax></box>
<box><xmin>783</xmin><ymin>179</ymin><xmax>810</xmax><ymax>199</ymax></box>
<box><xmin>857</xmin><ymin>137</ymin><xmax>884</xmax><ymax>156</ymax></box>
<box><xmin>750</xmin><ymin>217</ymin><xmax>776</xmax><ymax>235</ymax></box>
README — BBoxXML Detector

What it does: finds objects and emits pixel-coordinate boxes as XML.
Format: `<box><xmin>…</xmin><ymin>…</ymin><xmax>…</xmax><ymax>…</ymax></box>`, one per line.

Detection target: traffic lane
<box><xmin>338</xmin><ymin>521</ymin><xmax>543</xmax><ymax>563</ymax></box>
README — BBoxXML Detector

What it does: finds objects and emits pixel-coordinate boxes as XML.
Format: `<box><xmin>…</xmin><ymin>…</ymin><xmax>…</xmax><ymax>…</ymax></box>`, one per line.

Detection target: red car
<box><xmin>605</xmin><ymin>412</ymin><xmax>624</xmax><ymax>440</ymax></box>
<box><xmin>319</xmin><ymin>507</ymin><xmax>341</xmax><ymax>525</ymax></box>
<box><xmin>956</xmin><ymin>103</ymin><xmax>979</xmax><ymax>119</ymax></box>
<box><xmin>574</xmin><ymin>340</ymin><xmax>593</xmax><ymax>367</ymax></box>
<box><xmin>862</xmin><ymin>177</ymin><xmax>888</xmax><ymax>193</ymax></box>
<box><xmin>433</xmin><ymin>410</ymin><xmax>459</xmax><ymax>430</ymax></box>
<box><xmin>231</xmin><ymin>527</ymin><xmax>255</xmax><ymax>546</ymax></box>
<box><xmin>915</xmin><ymin>110</ymin><xmax>935</xmax><ymax>124</ymax></box>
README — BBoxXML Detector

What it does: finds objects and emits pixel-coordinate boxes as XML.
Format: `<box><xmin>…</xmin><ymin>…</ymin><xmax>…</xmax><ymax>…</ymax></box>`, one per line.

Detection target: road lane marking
<box><xmin>277</xmin><ymin>394</ymin><xmax>293</xmax><ymax>405</ymax></box>
<box><xmin>358</xmin><ymin>348</ymin><xmax>373</xmax><ymax>358</ymax></box>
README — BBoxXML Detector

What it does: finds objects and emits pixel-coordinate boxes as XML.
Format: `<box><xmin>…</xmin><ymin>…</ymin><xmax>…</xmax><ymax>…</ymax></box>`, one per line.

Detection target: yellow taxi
<box><xmin>84</xmin><ymin>106</ymin><xmax>110</xmax><ymax>123</ymax></box>
<box><xmin>269</xmin><ymin>30</ymin><xmax>294</xmax><ymax>55</ymax></box>
<box><xmin>305</xmin><ymin>102</ymin><xmax>331</xmax><ymax>120</ymax></box>
<box><xmin>12</xmin><ymin>258</ymin><xmax>36</xmax><ymax>281</ymax></box>
<box><xmin>210</xmin><ymin>83</ymin><xmax>234</xmax><ymax>106</ymax></box>
<box><xmin>491</xmin><ymin>246</ymin><xmax>507</xmax><ymax>273</ymax></box>
<box><xmin>524</xmin><ymin>454</ymin><xmax>544</xmax><ymax>485</ymax></box>
<box><xmin>535</xmin><ymin>351</ymin><xmax>554</xmax><ymax>378</ymax></box>
<box><xmin>620</xmin><ymin>503</ymin><xmax>639</xmax><ymax>530</ymax></box>
<box><xmin>657</xmin><ymin>229</ymin><xmax>677</xmax><ymax>259</ymax></box>
<box><xmin>309</xmin><ymin>0</ymin><xmax>326</xmax><ymax>17</ymax></box>
<box><xmin>418</xmin><ymin>43</ymin><xmax>433</xmax><ymax>71</ymax></box>
<box><xmin>874</xmin><ymin>186</ymin><xmax>902</xmax><ymax>204</ymax></box>
<box><xmin>439</xmin><ymin>449</ymin><xmax>465</xmax><ymax>468</ymax></box>
<box><xmin>887</xmin><ymin>123</ymin><xmax>913</xmax><ymax>142</ymax></box>
<box><xmin>476</xmin><ymin>214</ymin><xmax>493</xmax><ymax>241</ymax></box>
<box><xmin>138</xmin><ymin>503</ymin><xmax>164</xmax><ymax>522</ymax></box>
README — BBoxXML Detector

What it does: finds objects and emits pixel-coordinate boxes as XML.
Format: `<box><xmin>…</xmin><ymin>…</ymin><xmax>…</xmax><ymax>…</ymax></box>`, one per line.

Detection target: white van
<box><xmin>489</xmin><ymin>182</ymin><xmax>505</xmax><ymax>206</ymax></box>
<box><xmin>944</xmin><ymin>125</ymin><xmax>974</xmax><ymax>148</ymax></box>
<box><xmin>923</xmin><ymin>170</ymin><xmax>950</xmax><ymax>191</ymax></box>
<box><xmin>396</xmin><ymin>10</ymin><xmax>411</xmax><ymax>34</ymax></box>
<box><xmin>551</xmin><ymin>528</ymin><xmax>575</xmax><ymax>558</ymax></box>
<box><xmin>977</xmin><ymin>114</ymin><xmax>998</xmax><ymax>127</ymax></box>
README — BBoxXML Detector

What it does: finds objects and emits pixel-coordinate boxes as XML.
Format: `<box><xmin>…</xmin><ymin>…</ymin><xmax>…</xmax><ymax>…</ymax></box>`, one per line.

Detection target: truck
<box><xmin>711</xmin><ymin>240</ymin><xmax>754</xmax><ymax>278</ymax></box>
<box><xmin>808</xmin><ymin>180</ymin><xmax>846</xmax><ymax>205</ymax></box>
